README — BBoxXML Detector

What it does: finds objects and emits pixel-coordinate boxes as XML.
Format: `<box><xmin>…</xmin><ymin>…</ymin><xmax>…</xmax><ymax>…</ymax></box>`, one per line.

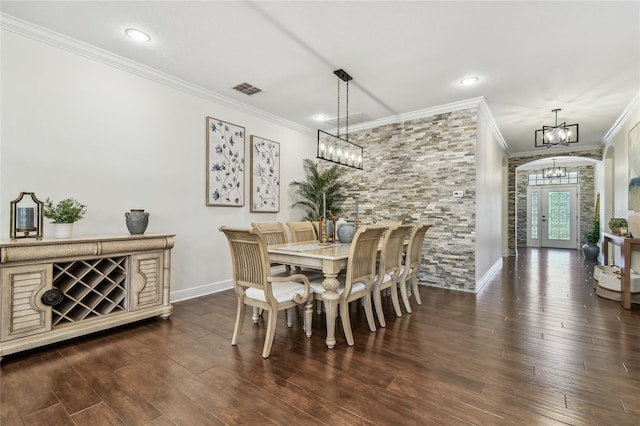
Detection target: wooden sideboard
<box><xmin>0</xmin><ymin>234</ymin><xmax>174</xmax><ymax>361</ymax></box>
<box><xmin>602</xmin><ymin>232</ymin><xmax>640</xmax><ymax>309</ymax></box>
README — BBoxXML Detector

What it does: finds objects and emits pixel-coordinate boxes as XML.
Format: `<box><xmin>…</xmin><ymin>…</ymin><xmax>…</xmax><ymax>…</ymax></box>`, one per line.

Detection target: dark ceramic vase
<box><xmin>581</xmin><ymin>243</ymin><xmax>599</xmax><ymax>260</ymax></box>
<box><xmin>125</xmin><ymin>209</ymin><xmax>149</xmax><ymax>235</ymax></box>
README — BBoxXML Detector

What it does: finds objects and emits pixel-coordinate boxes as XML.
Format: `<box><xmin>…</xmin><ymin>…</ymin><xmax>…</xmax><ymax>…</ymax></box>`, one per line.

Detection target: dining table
<box><xmin>267</xmin><ymin>241</ymin><xmax>351</xmax><ymax>349</ymax></box>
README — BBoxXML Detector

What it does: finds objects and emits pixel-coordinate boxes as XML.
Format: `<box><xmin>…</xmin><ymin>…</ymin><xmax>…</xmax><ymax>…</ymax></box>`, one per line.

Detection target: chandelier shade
<box><xmin>534</xmin><ymin>109</ymin><xmax>579</xmax><ymax>148</ymax></box>
<box><xmin>317</xmin><ymin>130</ymin><xmax>363</xmax><ymax>168</ymax></box>
<box><xmin>317</xmin><ymin>69</ymin><xmax>363</xmax><ymax>170</ymax></box>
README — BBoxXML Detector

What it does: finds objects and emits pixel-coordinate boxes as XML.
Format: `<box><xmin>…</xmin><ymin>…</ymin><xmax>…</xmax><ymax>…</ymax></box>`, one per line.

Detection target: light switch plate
<box><xmin>453</xmin><ymin>190</ymin><xmax>464</xmax><ymax>198</ymax></box>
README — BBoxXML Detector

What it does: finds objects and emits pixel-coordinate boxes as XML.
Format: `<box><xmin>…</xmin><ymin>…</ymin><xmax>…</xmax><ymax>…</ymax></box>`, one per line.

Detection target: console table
<box><xmin>0</xmin><ymin>234</ymin><xmax>174</xmax><ymax>361</ymax></box>
<box><xmin>602</xmin><ymin>232</ymin><xmax>640</xmax><ymax>309</ymax></box>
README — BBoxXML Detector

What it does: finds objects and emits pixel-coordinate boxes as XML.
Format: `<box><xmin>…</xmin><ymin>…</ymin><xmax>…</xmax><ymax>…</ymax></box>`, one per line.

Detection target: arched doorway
<box><xmin>515</xmin><ymin>156</ymin><xmax>601</xmax><ymax>250</ymax></box>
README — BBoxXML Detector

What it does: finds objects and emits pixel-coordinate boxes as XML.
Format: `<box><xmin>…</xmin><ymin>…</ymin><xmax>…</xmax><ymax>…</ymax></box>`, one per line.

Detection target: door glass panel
<box><xmin>547</xmin><ymin>191</ymin><xmax>570</xmax><ymax>240</ymax></box>
<box><xmin>530</xmin><ymin>192</ymin><xmax>538</xmax><ymax>239</ymax></box>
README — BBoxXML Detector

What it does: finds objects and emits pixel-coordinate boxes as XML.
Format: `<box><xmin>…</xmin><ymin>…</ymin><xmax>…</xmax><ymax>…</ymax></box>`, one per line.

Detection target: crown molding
<box><xmin>477</xmin><ymin>98</ymin><xmax>508</xmax><ymax>153</ymax></box>
<box><xmin>345</xmin><ymin>96</ymin><xmax>508</xmax><ymax>153</ymax></box>
<box><xmin>510</xmin><ymin>143</ymin><xmax>602</xmax><ymax>159</ymax></box>
<box><xmin>349</xmin><ymin>96</ymin><xmax>509</xmax><ymax>154</ymax></box>
<box><xmin>0</xmin><ymin>13</ymin><xmax>315</xmax><ymax>136</ymax></box>
<box><xmin>603</xmin><ymin>90</ymin><xmax>640</xmax><ymax>144</ymax></box>
<box><xmin>347</xmin><ymin>96</ymin><xmax>482</xmax><ymax>131</ymax></box>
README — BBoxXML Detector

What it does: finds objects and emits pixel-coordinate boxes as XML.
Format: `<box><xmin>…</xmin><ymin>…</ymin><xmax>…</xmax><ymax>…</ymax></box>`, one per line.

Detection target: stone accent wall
<box><xmin>507</xmin><ymin>148</ymin><xmax>601</xmax><ymax>254</ymax></box>
<box><xmin>324</xmin><ymin>108</ymin><xmax>479</xmax><ymax>291</ymax></box>
<box><xmin>515</xmin><ymin>164</ymin><xmax>595</xmax><ymax>247</ymax></box>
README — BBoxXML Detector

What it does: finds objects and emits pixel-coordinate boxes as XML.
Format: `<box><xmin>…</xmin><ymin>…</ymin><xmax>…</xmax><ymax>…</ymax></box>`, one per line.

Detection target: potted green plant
<box><xmin>582</xmin><ymin>219</ymin><xmax>600</xmax><ymax>260</ymax></box>
<box><xmin>44</xmin><ymin>198</ymin><xmax>87</xmax><ymax>239</ymax></box>
<box><xmin>608</xmin><ymin>218</ymin><xmax>628</xmax><ymax>234</ymax></box>
<box><xmin>289</xmin><ymin>159</ymin><xmax>348</xmax><ymax>220</ymax></box>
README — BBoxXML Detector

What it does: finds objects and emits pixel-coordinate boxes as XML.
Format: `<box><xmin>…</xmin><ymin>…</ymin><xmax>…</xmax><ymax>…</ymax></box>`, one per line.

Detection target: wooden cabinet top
<box><xmin>0</xmin><ymin>234</ymin><xmax>175</xmax><ymax>264</ymax></box>
<box><xmin>602</xmin><ymin>232</ymin><xmax>640</xmax><ymax>244</ymax></box>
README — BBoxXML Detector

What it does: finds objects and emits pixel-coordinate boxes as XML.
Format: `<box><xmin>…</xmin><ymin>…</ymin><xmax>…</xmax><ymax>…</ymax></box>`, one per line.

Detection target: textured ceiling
<box><xmin>2</xmin><ymin>1</ymin><xmax>639</xmax><ymax>155</ymax></box>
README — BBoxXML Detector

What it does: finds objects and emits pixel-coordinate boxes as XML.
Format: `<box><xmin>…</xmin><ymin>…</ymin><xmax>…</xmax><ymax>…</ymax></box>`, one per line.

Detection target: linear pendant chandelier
<box><xmin>317</xmin><ymin>69</ymin><xmax>363</xmax><ymax>170</ymax></box>
<box><xmin>534</xmin><ymin>108</ymin><xmax>579</xmax><ymax>148</ymax></box>
<box><xmin>543</xmin><ymin>159</ymin><xmax>566</xmax><ymax>178</ymax></box>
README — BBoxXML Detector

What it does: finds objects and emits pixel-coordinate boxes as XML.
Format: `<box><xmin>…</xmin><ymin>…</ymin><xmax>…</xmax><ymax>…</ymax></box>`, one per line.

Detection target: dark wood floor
<box><xmin>2</xmin><ymin>248</ymin><xmax>640</xmax><ymax>425</ymax></box>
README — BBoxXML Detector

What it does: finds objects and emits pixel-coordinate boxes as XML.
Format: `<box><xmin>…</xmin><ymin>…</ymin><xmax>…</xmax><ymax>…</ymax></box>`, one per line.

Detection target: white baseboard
<box><xmin>475</xmin><ymin>258</ymin><xmax>503</xmax><ymax>293</ymax></box>
<box><xmin>170</xmin><ymin>280</ymin><xmax>232</xmax><ymax>303</ymax></box>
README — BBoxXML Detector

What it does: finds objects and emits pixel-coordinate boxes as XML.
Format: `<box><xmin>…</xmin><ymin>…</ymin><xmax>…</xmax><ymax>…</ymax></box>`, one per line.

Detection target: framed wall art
<box><xmin>629</xmin><ymin>121</ymin><xmax>640</xmax><ymax>210</ymax></box>
<box><xmin>206</xmin><ymin>117</ymin><xmax>245</xmax><ymax>206</ymax></box>
<box><xmin>250</xmin><ymin>135</ymin><xmax>280</xmax><ymax>212</ymax></box>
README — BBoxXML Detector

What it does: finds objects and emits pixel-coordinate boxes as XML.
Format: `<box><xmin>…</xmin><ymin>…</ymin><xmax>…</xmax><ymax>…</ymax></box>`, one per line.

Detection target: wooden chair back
<box><xmin>220</xmin><ymin>226</ymin><xmax>269</xmax><ymax>294</ymax></box>
<box><xmin>407</xmin><ymin>224</ymin><xmax>432</xmax><ymax>271</ymax></box>
<box><xmin>344</xmin><ymin>225</ymin><xmax>387</xmax><ymax>295</ymax></box>
<box><xmin>287</xmin><ymin>221</ymin><xmax>317</xmax><ymax>243</ymax></box>
<box><xmin>377</xmin><ymin>220</ymin><xmax>403</xmax><ymax>227</ymax></box>
<box><xmin>380</xmin><ymin>224</ymin><xmax>413</xmax><ymax>279</ymax></box>
<box><xmin>251</xmin><ymin>222</ymin><xmax>288</xmax><ymax>246</ymax></box>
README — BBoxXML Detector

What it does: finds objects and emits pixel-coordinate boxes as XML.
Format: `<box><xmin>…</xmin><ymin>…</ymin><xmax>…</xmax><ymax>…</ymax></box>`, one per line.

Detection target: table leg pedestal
<box><xmin>321</xmin><ymin>273</ymin><xmax>340</xmax><ymax>349</ymax></box>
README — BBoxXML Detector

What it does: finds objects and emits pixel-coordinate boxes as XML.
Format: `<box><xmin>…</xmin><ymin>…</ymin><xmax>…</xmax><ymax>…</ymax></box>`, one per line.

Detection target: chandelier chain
<box><xmin>336</xmin><ymin>77</ymin><xmax>340</xmax><ymax>137</ymax></box>
<box><xmin>346</xmin><ymin>80</ymin><xmax>349</xmax><ymax>141</ymax></box>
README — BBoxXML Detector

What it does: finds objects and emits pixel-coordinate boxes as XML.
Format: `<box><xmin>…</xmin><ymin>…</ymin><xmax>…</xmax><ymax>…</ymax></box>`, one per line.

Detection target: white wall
<box><xmin>475</xmin><ymin>107</ymin><xmax>507</xmax><ymax>289</ymax></box>
<box><xmin>1</xmin><ymin>27</ymin><xmax>316</xmax><ymax>300</ymax></box>
<box><xmin>602</xmin><ymin>93</ymin><xmax>640</xmax><ymax>268</ymax></box>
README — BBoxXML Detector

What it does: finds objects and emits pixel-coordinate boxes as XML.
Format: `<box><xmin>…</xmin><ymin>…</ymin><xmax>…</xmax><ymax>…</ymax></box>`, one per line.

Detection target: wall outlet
<box><xmin>453</xmin><ymin>190</ymin><xmax>464</xmax><ymax>198</ymax></box>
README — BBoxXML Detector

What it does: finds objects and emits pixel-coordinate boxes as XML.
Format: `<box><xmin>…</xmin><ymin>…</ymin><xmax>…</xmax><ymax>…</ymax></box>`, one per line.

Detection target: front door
<box><xmin>527</xmin><ymin>186</ymin><xmax>578</xmax><ymax>249</ymax></box>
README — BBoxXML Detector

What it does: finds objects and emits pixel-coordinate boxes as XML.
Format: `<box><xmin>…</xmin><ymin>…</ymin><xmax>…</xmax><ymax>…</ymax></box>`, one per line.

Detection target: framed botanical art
<box><xmin>206</xmin><ymin>117</ymin><xmax>245</xmax><ymax>206</ymax></box>
<box><xmin>629</xmin><ymin>121</ymin><xmax>640</xmax><ymax>210</ymax></box>
<box><xmin>250</xmin><ymin>136</ymin><xmax>280</xmax><ymax>212</ymax></box>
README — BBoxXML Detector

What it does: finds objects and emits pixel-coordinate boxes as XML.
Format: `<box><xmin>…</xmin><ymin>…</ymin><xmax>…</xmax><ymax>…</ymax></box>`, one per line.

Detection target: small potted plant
<box><xmin>44</xmin><ymin>198</ymin><xmax>87</xmax><ymax>239</ymax></box>
<box><xmin>582</xmin><ymin>219</ymin><xmax>600</xmax><ymax>260</ymax></box>
<box><xmin>608</xmin><ymin>218</ymin><xmax>628</xmax><ymax>235</ymax></box>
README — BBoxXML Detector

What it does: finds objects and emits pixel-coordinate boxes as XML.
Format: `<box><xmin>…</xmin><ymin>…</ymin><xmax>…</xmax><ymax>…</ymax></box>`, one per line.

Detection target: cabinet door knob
<box><xmin>41</xmin><ymin>289</ymin><xmax>63</xmax><ymax>307</ymax></box>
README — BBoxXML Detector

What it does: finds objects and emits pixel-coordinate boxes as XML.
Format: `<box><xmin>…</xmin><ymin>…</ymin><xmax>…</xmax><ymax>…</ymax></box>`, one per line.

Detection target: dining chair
<box><xmin>286</xmin><ymin>220</ymin><xmax>325</xmax><ymax>311</ymax></box>
<box><xmin>219</xmin><ymin>226</ymin><xmax>312</xmax><ymax>358</ymax></box>
<box><xmin>399</xmin><ymin>224</ymin><xmax>432</xmax><ymax>313</ymax></box>
<box><xmin>252</xmin><ymin>222</ymin><xmax>294</xmax><ymax>325</ymax></box>
<box><xmin>286</xmin><ymin>221</ymin><xmax>317</xmax><ymax>242</ymax></box>
<box><xmin>308</xmin><ymin>225</ymin><xmax>387</xmax><ymax>346</ymax></box>
<box><xmin>372</xmin><ymin>224</ymin><xmax>413</xmax><ymax>327</ymax></box>
<box><xmin>251</xmin><ymin>221</ymin><xmax>289</xmax><ymax>244</ymax></box>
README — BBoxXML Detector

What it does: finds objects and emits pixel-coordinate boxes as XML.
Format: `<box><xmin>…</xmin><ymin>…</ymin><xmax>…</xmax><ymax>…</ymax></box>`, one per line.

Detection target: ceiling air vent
<box><xmin>232</xmin><ymin>82</ymin><xmax>262</xmax><ymax>96</ymax></box>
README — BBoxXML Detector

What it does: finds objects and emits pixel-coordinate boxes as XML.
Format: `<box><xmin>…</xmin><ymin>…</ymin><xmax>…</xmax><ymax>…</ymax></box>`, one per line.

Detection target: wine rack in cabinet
<box><xmin>0</xmin><ymin>234</ymin><xmax>174</xmax><ymax>361</ymax></box>
<box><xmin>52</xmin><ymin>257</ymin><xmax>128</xmax><ymax>325</ymax></box>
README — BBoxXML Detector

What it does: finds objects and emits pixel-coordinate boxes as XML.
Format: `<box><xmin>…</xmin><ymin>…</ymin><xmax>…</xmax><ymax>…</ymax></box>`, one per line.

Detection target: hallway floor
<box><xmin>2</xmin><ymin>248</ymin><xmax>639</xmax><ymax>425</ymax></box>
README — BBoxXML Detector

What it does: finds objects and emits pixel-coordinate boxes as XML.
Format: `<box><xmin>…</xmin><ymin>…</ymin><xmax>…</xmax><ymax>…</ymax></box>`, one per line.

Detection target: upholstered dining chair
<box><xmin>285</xmin><ymin>220</ymin><xmax>324</xmax><ymax>294</ymax></box>
<box><xmin>372</xmin><ymin>224</ymin><xmax>413</xmax><ymax>327</ymax></box>
<box><xmin>219</xmin><ymin>226</ymin><xmax>312</xmax><ymax>358</ymax></box>
<box><xmin>398</xmin><ymin>224</ymin><xmax>432</xmax><ymax>313</ymax></box>
<box><xmin>286</xmin><ymin>221</ymin><xmax>317</xmax><ymax>243</ymax></box>
<box><xmin>308</xmin><ymin>225</ymin><xmax>387</xmax><ymax>346</ymax></box>
<box><xmin>251</xmin><ymin>221</ymin><xmax>288</xmax><ymax>244</ymax></box>
<box><xmin>251</xmin><ymin>222</ymin><xmax>295</xmax><ymax>325</ymax></box>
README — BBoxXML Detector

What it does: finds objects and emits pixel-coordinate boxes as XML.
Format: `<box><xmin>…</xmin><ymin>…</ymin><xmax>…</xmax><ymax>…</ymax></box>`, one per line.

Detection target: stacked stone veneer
<box><xmin>507</xmin><ymin>148</ymin><xmax>601</xmax><ymax>253</ymax></box>
<box><xmin>322</xmin><ymin>108</ymin><xmax>479</xmax><ymax>291</ymax></box>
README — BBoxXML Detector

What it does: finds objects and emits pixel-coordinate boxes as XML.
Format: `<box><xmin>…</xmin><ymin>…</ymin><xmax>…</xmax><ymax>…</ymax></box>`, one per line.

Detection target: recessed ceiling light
<box><xmin>313</xmin><ymin>114</ymin><xmax>328</xmax><ymax>121</ymax></box>
<box><xmin>125</xmin><ymin>28</ymin><xmax>151</xmax><ymax>43</ymax></box>
<box><xmin>459</xmin><ymin>76</ymin><xmax>479</xmax><ymax>86</ymax></box>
